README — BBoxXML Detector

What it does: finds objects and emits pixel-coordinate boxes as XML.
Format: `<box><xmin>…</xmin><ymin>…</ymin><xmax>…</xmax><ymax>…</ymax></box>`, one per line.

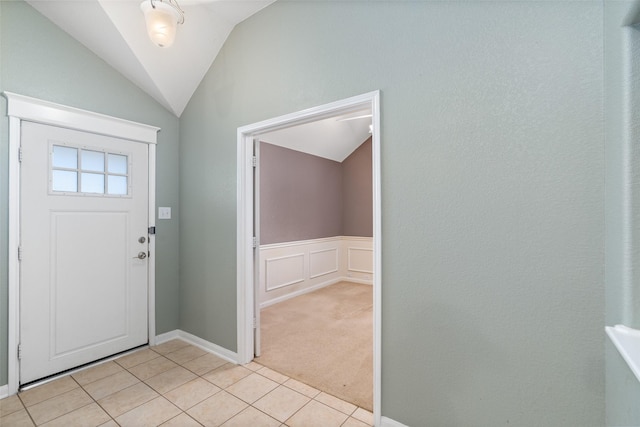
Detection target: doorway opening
<box><xmin>236</xmin><ymin>91</ymin><xmax>381</xmax><ymax>423</ymax></box>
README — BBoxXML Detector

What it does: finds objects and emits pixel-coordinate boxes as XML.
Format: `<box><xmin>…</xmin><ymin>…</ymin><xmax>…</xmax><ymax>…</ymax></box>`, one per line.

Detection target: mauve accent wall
<box><xmin>260</xmin><ymin>142</ymin><xmax>343</xmax><ymax>244</ymax></box>
<box><xmin>343</xmin><ymin>137</ymin><xmax>373</xmax><ymax>237</ymax></box>
<box><xmin>260</xmin><ymin>139</ymin><xmax>372</xmax><ymax>244</ymax></box>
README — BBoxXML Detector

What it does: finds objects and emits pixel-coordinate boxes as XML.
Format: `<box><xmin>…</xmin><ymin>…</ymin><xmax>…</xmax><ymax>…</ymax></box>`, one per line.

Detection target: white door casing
<box><xmin>4</xmin><ymin>92</ymin><xmax>158</xmax><ymax>394</ymax></box>
<box><xmin>19</xmin><ymin>122</ymin><xmax>149</xmax><ymax>384</ymax></box>
<box><xmin>253</xmin><ymin>138</ymin><xmax>261</xmax><ymax>358</ymax></box>
<box><xmin>236</xmin><ymin>91</ymin><xmax>382</xmax><ymax>425</ymax></box>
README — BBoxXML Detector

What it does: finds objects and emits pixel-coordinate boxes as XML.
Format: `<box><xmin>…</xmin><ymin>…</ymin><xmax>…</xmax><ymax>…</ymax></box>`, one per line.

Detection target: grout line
<box><xmin>7</xmin><ymin>341</ymin><xmax>373</xmax><ymax>427</ymax></box>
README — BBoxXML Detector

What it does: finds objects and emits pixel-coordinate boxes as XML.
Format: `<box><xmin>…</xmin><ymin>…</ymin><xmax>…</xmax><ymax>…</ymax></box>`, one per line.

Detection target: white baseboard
<box><xmin>343</xmin><ymin>276</ymin><xmax>373</xmax><ymax>286</ymax></box>
<box><xmin>259</xmin><ymin>276</ymin><xmax>372</xmax><ymax>309</ymax></box>
<box><xmin>156</xmin><ymin>329</ymin><xmax>238</xmax><ymax>364</ymax></box>
<box><xmin>0</xmin><ymin>384</ymin><xmax>8</xmax><ymax>399</ymax></box>
<box><xmin>380</xmin><ymin>416</ymin><xmax>409</xmax><ymax>427</ymax></box>
<box><xmin>260</xmin><ymin>277</ymin><xmax>342</xmax><ymax>308</ymax></box>
<box><xmin>155</xmin><ymin>330</ymin><xmax>181</xmax><ymax>344</ymax></box>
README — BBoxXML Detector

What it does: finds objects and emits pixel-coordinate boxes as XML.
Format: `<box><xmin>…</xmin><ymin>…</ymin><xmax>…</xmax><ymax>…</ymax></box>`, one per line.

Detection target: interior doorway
<box><xmin>236</xmin><ymin>91</ymin><xmax>381</xmax><ymax>424</ymax></box>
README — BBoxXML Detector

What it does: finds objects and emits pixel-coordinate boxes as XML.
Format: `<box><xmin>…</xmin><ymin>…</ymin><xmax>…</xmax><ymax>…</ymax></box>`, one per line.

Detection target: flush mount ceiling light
<box><xmin>140</xmin><ymin>0</ymin><xmax>184</xmax><ymax>48</ymax></box>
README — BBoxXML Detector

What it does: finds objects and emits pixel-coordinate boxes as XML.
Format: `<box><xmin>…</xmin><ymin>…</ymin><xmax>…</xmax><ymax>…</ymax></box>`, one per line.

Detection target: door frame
<box><xmin>236</xmin><ymin>90</ymin><xmax>381</xmax><ymax>423</ymax></box>
<box><xmin>3</xmin><ymin>92</ymin><xmax>159</xmax><ymax>395</ymax></box>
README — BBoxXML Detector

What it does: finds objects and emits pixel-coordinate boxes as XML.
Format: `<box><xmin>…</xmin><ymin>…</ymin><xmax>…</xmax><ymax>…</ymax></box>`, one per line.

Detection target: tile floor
<box><xmin>0</xmin><ymin>340</ymin><xmax>373</xmax><ymax>427</ymax></box>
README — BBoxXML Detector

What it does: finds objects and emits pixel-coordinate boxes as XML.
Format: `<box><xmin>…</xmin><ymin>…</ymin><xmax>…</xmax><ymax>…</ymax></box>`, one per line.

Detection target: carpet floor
<box><xmin>255</xmin><ymin>281</ymin><xmax>373</xmax><ymax>411</ymax></box>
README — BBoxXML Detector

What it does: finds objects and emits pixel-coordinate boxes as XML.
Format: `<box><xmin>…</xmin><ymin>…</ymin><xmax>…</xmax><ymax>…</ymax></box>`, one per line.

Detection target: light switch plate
<box><xmin>158</xmin><ymin>207</ymin><xmax>171</xmax><ymax>219</ymax></box>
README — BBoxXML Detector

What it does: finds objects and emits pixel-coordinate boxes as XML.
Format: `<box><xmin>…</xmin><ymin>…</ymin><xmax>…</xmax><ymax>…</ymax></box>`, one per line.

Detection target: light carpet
<box><xmin>256</xmin><ymin>281</ymin><xmax>373</xmax><ymax>411</ymax></box>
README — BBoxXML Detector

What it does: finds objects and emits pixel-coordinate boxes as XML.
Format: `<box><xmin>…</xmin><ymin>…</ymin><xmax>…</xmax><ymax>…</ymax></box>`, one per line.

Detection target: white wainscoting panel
<box><xmin>265</xmin><ymin>253</ymin><xmax>305</xmax><ymax>291</ymax></box>
<box><xmin>348</xmin><ymin>247</ymin><xmax>374</xmax><ymax>273</ymax></box>
<box><xmin>343</xmin><ymin>236</ymin><xmax>374</xmax><ymax>282</ymax></box>
<box><xmin>259</xmin><ymin>236</ymin><xmax>373</xmax><ymax>307</ymax></box>
<box><xmin>309</xmin><ymin>248</ymin><xmax>339</xmax><ymax>279</ymax></box>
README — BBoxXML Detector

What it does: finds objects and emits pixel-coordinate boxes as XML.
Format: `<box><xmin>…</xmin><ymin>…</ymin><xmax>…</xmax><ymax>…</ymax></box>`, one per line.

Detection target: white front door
<box><xmin>19</xmin><ymin>121</ymin><xmax>149</xmax><ymax>384</ymax></box>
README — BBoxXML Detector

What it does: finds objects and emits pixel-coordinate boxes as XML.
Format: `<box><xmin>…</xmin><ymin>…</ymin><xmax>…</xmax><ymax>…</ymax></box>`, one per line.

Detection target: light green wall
<box><xmin>180</xmin><ymin>1</ymin><xmax>605</xmax><ymax>425</ymax></box>
<box><xmin>605</xmin><ymin>2</ymin><xmax>640</xmax><ymax>425</ymax></box>
<box><xmin>0</xmin><ymin>1</ymin><xmax>181</xmax><ymax>386</ymax></box>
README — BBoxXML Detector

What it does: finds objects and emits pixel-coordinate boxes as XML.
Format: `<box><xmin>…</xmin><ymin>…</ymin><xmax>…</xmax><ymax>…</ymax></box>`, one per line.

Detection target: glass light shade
<box><xmin>140</xmin><ymin>1</ymin><xmax>180</xmax><ymax>48</ymax></box>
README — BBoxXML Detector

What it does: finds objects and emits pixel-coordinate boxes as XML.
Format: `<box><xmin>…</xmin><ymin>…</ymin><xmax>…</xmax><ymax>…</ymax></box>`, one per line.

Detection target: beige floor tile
<box><xmin>182</xmin><ymin>353</ymin><xmax>228</xmax><ymax>376</ymax></box>
<box><xmin>160</xmin><ymin>412</ymin><xmax>202</xmax><ymax>427</ymax></box>
<box><xmin>128</xmin><ymin>356</ymin><xmax>178</xmax><ymax>381</ymax></box>
<box><xmin>26</xmin><ymin>387</ymin><xmax>93</xmax><ymax>425</ymax></box>
<box><xmin>315</xmin><ymin>391</ymin><xmax>357</xmax><ymax>415</ymax></box>
<box><xmin>203</xmin><ymin>364</ymin><xmax>252</xmax><ymax>389</ymax></box>
<box><xmin>152</xmin><ymin>339</ymin><xmax>190</xmax><ymax>355</ymax></box>
<box><xmin>225</xmin><ymin>373</ymin><xmax>278</xmax><ymax>404</ymax></box>
<box><xmin>115</xmin><ymin>396</ymin><xmax>181</xmax><ymax>427</ymax></box>
<box><xmin>40</xmin><ymin>402</ymin><xmax>111</xmax><ymax>427</ymax></box>
<box><xmin>285</xmin><ymin>400</ymin><xmax>348</xmax><ymax>427</ymax></box>
<box><xmin>342</xmin><ymin>417</ymin><xmax>371</xmax><ymax>427</ymax></box>
<box><xmin>243</xmin><ymin>362</ymin><xmax>262</xmax><ymax>372</ymax></box>
<box><xmin>0</xmin><ymin>408</ymin><xmax>35</xmax><ymax>426</ymax></box>
<box><xmin>97</xmin><ymin>382</ymin><xmax>159</xmax><ymax>418</ymax></box>
<box><xmin>256</xmin><ymin>367</ymin><xmax>289</xmax><ymax>384</ymax></box>
<box><xmin>282</xmin><ymin>378</ymin><xmax>321</xmax><ymax>398</ymax></box>
<box><xmin>221</xmin><ymin>406</ymin><xmax>280</xmax><ymax>427</ymax></box>
<box><xmin>83</xmin><ymin>370</ymin><xmax>140</xmax><ymax>400</ymax></box>
<box><xmin>19</xmin><ymin>376</ymin><xmax>79</xmax><ymax>407</ymax></box>
<box><xmin>352</xmin><ymin>407</ymin><xmax>374</xmax><ymax>425</ymax></box>
<box><xmin>163</xmin><ymin>378</ymin><xmax>220</xmax><ymax>410</ymax></box>
<box><xmin>97</xmin><ymin>421</ymin><xmax>119</xmax><ymax>427</ymax></box>
<box><xmin>144</xmin><ymin>366</ymin><xmax>197</xmax><ymax>395</ymax></box>
<box><xmin>187</xmin><ymin>391</ymin><xmax>248</xmax><ymax>427</ymax></box>
<box><xmin>72</xmin><ymin>361</ymin><xmax>124</xmax><ymax>386</ymax></box>
<box><xmin>253</xmin><ymin>385</ymin><xmax>310</xmax><ymax>422</ymax></box>
<box><xmin>0</xmin><ymin>395</ymin><xmax>24</xmax><ymax>417</ymax></box>
<box><xmin>115</xmin><ymin>348</ymin><xmax>160</xmax><ymax>369</ymax></box>
<box><xmin>163</xmin><ymin>345</ymin><xmax>207</xmax><ymax>365</ymax></box>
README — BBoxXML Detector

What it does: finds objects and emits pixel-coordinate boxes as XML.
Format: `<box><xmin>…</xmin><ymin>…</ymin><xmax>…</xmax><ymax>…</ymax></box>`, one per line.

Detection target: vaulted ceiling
<box><xmin>26</xmin><ymin>0</ymin><xmax>275</xmax><ymax>117</ymax></box>
<box><xmin>26</xmin><ymin>0</ymin><xmax>372</xmax><ymax>158</ymax></box>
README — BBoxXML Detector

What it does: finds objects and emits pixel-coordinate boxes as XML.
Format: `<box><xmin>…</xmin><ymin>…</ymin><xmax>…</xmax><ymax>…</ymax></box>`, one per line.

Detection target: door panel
<box><xmin>20</xmin><ymin>121</ymin><xmax>149</xmax><ymax>384</ymax></box>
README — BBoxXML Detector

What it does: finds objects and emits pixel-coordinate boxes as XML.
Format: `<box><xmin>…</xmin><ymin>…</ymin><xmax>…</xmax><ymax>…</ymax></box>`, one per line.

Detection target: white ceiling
<box><xmin>26</xmin><ymin>0</ymin><xmax>372</xmax><ymax>158</ymax></box>
<box><xmin>259</xmin><ymin>109</ymin><xmax>372</xmax><ymax>162</ymax></box>
<box><xmin>26</xmin><ymin>0</ymin><xmax>275</xmax><ymax>117</ymax></box>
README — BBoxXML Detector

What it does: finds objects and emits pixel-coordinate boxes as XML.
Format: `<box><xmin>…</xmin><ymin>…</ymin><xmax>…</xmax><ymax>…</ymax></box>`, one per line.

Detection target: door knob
<box><xmin>134</xmin><ymin>251</ymin><xmax>147</xmax><ymax>260</ymax></box>
<box><xmin>138</xmin><ymin>236</ymin><xmax>146</xmax><ymax>243</ymax></box>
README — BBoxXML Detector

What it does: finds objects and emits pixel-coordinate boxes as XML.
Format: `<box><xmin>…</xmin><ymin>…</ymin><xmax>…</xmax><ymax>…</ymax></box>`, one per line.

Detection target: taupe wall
<box><xmin>260</xmin><ymin>139</ymin><xmax>372</xmax><ymax>245</ymax></box>
<box><xmin>260</xmin><ymin>142</ymin><xmax>343</xmax><ymax>244</ymax></box>
<box><xmin>343</xmin><ymin>137</ymin><xmax>373</xmax><ymax>237</ymax></box>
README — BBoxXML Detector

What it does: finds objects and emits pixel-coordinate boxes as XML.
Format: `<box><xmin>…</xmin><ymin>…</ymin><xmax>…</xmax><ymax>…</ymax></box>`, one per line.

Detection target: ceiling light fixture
<box><xmin>140</xmin><ymin>0</ymin><xmax>184</xmax><ymax>48</ymax></box>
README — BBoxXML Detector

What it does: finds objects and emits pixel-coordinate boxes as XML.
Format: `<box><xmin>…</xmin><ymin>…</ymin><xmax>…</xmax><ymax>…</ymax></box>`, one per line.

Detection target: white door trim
<box><xmin>3</xmin><ymin>92</ymin><xmax>159</xmax><ymax>395</ymax></box>
<box><xmin>236</xmin><ymin>90</ymin><xmax>382</xmax><ymax>425</ymax></box>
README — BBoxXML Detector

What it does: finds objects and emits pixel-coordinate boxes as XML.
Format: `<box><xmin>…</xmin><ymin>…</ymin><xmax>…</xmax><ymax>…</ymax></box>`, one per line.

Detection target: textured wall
<box><xmin>0</xmin><ymin>1</ymin><xmax>181</xmax><ymax>386</ymax></box>
<box><xmin>342</xmin><ymin>137</ymin><xmax>372</xmax><ymax>237</ymax></box>
<box><xmin>259</xmin><ymin>142</ymin><xmax>343</xmax><ymax>244</ymax></box>
<box><xmin>605</xmin><ymin>2</ymin><xmax>640</xmax><ymax>424</ymax></box>
<box><xmin>179</xmin><ymin>1</ymin><xmax>605</xmax><ymax>425</ymax></box>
